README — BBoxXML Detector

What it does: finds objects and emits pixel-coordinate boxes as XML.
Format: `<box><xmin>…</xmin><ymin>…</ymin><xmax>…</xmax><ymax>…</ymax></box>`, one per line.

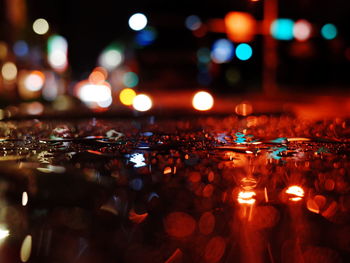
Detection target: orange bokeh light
<box><xmin>237</xmin><ymin>190</ymin><xmax>256</xmax><ymax>205</ymax></box>
<box><xmin>225</xmin><ymin>12</ymin><xmax>256</xmax><ymax>42</ymax></box>
<box><xmin>164</xmin><ymin>212</ymin><xmax>196</xmax><ymax>238</ymax></box>
<box><xmin>285</xmin><ymin>185</ymin><xmax>304</xmax><ymax>202</ymax></box>
<box><xmin>88</xmin><ymin>68</ymin><xmax>106</xmax><ymax>84</ymax></box>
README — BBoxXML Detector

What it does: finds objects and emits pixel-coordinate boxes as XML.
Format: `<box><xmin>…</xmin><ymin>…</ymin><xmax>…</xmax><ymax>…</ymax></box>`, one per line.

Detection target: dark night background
<box><xmin>2</xmin><ymin>0</ymin><xmax>350</xmax><ymax>95</ymax></box>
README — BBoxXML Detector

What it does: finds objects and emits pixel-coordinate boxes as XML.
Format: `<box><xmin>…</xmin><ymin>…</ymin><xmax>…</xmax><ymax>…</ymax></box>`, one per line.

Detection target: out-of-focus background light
<box><xmin>98</xmin><ymin>48</ymin><xmax>123</xmax><ymax>71</ymax></box>
<box><xmin>122</xmin><ymin>72</ymin><xmax>139</xmax><ymax>88</ymax></box>
<box><xmin>271</xmin><ymin>18</ymin><xmax>295</xmax><ymax>40</ymax></box>
<box><xmin>235</xmin><ymin>43</ymin><xmax>253</xmax><ymax>61</ymax></box>
<box><xmin>293</xmin><ymin>19</ymin><xmax>312</xmax><ymax>41</ymax></box>
<box><xmin>132</xmin><ymin>94</ymin><xmax>152</xmax><ymax>111</ymax></box>
<box><xmin>77</xmin><ymin>82</ymin><xmax>112</xmax><ymax>109</ymax></box>
<box><xmin>47</xmin><ymin>35</ymin><xmax>68</xmax><ymax>72</ymax></box>
<box><xmin>185</xmin><ymin>15</ymin><xmax>202</xmax><ymax>31</ymax></box>
<box><xmin>120</xmin><ymin>88</ymin><xmax>136</xmax><ymax>106</ymax></box>
<box><xmin>211</xmin><ymin>39</ymin><xmax>234</xmax><ymax>64</ymax></box>
<box><xmin>192</xmin><ymin>91</ymin><xmax>214</xmax><ymax>111</ymax></box>
<box><xmin>135</xmin><ymin>27</ymin><xmax>157</xmax><ymax>46</ymax></box>
<box><xmin>24</xmin><ymin>70</ymin><xmax>45</xmax><ymax>91</ymax></box>
<box><xmin>285</xmin><ymin>185</ymin><xmax>305</xmax><ymax>202</ymax></box>
<box><xmin>13</xmin><ymin>40</ymin><xmax>29</xmax><ymax>57</ymax></box>
<box><xmin>32</xmin><ymin>18</ymin><xmax>49</xmax><ymax>35</ymax></box>
<box><xmin>197</xmin><ymin>48</ymin><xmax>211</xmax><ymax>64</ymax></box>
<box><xmin>224</xmin><ymin>12</ymin><xmax>256</xmax><ymax>42</ymax></box>
<box><xmin>321</xmin><ymin>23</ymin><xmax>338</xmax><ymax>40</ymax></box>
<box><xmin>1</xmin><ymin>62</ymin><xmax>17</xmax><ymax>81</ymax></box>
<box><xmin>235</xmin><ymin>102</ymin><xmax>253</xmax><ymax>116</ymax></box>
<box><xmin>128</xmin><ymin>13</ymin><xmax>148</xmax><ymax>31</ymax></box>
<box><xmin>0</xmin><ymin>227</ymin><xmax>9</xmax><ymax>240</ymax></box>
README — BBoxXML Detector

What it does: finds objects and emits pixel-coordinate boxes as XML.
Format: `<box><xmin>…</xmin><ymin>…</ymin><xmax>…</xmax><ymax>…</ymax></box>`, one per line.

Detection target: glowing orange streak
<box><xmin>264</xmin><ymin>187</ymin><xmax>269</xmax><ymax>203</ymax></box>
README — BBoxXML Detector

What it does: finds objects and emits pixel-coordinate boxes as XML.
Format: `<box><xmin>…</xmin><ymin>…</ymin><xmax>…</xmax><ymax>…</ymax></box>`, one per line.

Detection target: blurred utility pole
<box><xmin>5</xmin><ymin>0</ymin><xmax>27</xmax><ymax>41</ymax></box>
<box><xmin>262</xmin><ymin>0</ymin><xmax>278</xmax><ymax>96</ymax></box>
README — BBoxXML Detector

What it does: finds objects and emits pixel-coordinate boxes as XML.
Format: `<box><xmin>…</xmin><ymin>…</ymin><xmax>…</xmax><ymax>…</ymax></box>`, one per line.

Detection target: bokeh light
<box><xmin>285</xmin><ymin>185</ymin><xmax>304</xmax><ymax>202</ymax></box>
<box><xmin>0</xmin><ymin>227</ymin><xmax>9</xmax><ymax>240</ymax></box>
<box><xmin>119</xmin><ymin>88</ymin><xmax>136</xmax><ymax>106</ymax></box>
<box><xmin>26</xmin><ymin>101</ymin><xmax>44</xmax><ymax>115</ymax></box>
<box><xmin>24</xmin><ymin>71</ymin><xmax>45</xmax><ymax>91</ymax></box>
<box><xmin>128</xmin><ymin>13</ymin><xmax>148</xmax><ymax>31</ymax></box>
<box><xmin>20</xmin><ymin>235</ymin><xmax>32</xmax><ymax>262</ymax></box>
<box><xmin>235</xmin><ymin>43</ymin><xmax>253</xmax><ymax>61</ymax></box>
<box><xmin>197</xmin><ymin>47</ymin><xmax>211</xmax><ymax>64</ymax></box>
<box><xmin>1</xmin><ymin>62</ymin><xmax>17</xmax><ymax>81</ymax></box>
<box><xmin>32</xmin><ymin>18</ymin><xmax>49</xmax><ymax>35</ymax></box>
<box><xmin>78</xmin><ymin>82</ymin><xmax>112</xmax><ymax>108</ymax></box>
<box><xmin>226</xmin><ymin>68</ymin><xmax>241</xmax><ymax>85</ymax></box>
<box><xmin>271</xmin><ymin>18</ymin><xmax>294</xmax><ymax>40</ymax></box>
<box><xmin>123</xmin><ymin>72</ymin><xmax>139</xmax><ymax>88</ymax></box>
<box><xmin>132</xmin><ymin>94</ymin><xmax>152</xmax><ymax>112</ymax></box>
<box><xmin>136</xmin><ymin>27</ymin><xmax>157</xmax><ymax>46</ymax></box>
<box><xmin>47</xmin><ymin>35</ymin><xmax>68</xmax><ymax>72</ymax></box>
<box><xmin>98</xmin><ymin>49</ymin><xmax>123</xmax><ymax>71</ymax></box>
<box><xmin>321</xmin><ymin>23</ymin><xmax>337</xmax><ymax>40</ymax></box>
<box><xmin>211</xmin><ymin>39</ymin><xmax>234</xmax><ymax>64</ymax></box>
<box><xmin>192</xmin><ymin>91</ymin><xmax>214</xmax><ymax>111</ymax></box>
<box><xmin>89</xmin><ymin>69</ymin><xmax>106</xmax><ymax>84</ymax></box>
<box><xmin>293</xmin><ymin>19</ymin><xmax>312</xmax><ymax>41</ymax></box>
<box><xmin>22</xmin><ymin>191</ymin><xmax>28</xmax><ymax>206</ymax></box>
<box><xmin>13</xmin><ymin>40</ymin><xmax>29</xmax><ymax>57</ymax></box>
<box><xmin>237</xmin><ymin>190</ymin><xmax>256</xmax><ymax>204</ymax></box>
<box><xmin>235</xmin><ymin>102</ymin><xmax>253</xmax><ymax>116</ymax></box>
<box><xmin>225</xmin><ymin>12</ymin><xmax>256</xmax><ymax>42</ymax></box>
<box><xmin>185</xmin><ymin>15</ymin><xmax>202</xmax><ymax>31</ymax></box>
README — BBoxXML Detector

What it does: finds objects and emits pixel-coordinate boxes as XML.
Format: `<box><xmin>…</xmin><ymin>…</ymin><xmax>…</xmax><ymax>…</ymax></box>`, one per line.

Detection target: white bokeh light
<box><xmin>128</xmin><ymin>13</ymin><xmax>148</xmax><ymax>31</ymax></box>
<box><xmin>192</xmin><ymin>91</ymin><xmax>214</xmax><ymax>111</ymax></box>
<box><xmin>132</xmin><ymin>94</ymin><xmax>152</xmax><ymax>112</ymax></box>
<box><xmin>98</xmin><ymin>49</ymin><xmax>123</xmax><ymax>71</ymax></box>
<box><xmin>78</xmin><ymin>83</ymin><xmax>112</xmax><ymax>108</ymax></box>
<box><xmin>33</xmin><ymin>18</ymin><xmax>49</xmax><ymax>35</ymax></box>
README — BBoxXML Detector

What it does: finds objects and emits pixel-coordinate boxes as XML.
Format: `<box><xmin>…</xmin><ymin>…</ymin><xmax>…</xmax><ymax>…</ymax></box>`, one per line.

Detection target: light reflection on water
<box><xmin>0</xmin><ymin>116</ymin><xmax>349</xmax><ymax>262</ymax></box>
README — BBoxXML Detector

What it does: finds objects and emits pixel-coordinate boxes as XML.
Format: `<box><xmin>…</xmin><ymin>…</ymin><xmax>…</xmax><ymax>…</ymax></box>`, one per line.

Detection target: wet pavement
<box><xmin>0</xmin><ymin>115</ymin><xmax>349</xmax><ymax>263</ymax></box>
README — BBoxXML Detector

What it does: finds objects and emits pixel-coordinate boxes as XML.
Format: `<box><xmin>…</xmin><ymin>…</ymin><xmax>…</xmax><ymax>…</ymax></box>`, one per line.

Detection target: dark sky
<box><xmin>6</xmin><ymin>0</ymin><xmax>350</xmax><ymax>93</ymax></box>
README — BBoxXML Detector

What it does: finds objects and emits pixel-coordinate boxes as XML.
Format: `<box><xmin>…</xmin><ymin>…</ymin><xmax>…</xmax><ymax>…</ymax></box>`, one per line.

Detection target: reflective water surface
<box><xmin>0</xmin><ymin>115</ymin><xmax>349</xmax><ymax>263</ymax></box>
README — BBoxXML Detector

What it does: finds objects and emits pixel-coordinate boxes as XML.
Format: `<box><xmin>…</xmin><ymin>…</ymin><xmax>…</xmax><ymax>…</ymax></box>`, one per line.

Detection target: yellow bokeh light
<box><xmin>1</xmin><ymin>62</ymin><xmax>17</xmax><ymax>81</ymax></box>
<box><xmin>33</xmin><ymin>18</ymin><xmax>49</xmax><ymax>35</ymax></box>
<box><xmin>192</xmin><ymin>91</ymin><xmax>214</xmax><ymax>111</ymax></box>
<box><xmin>119</xmin><ymin>88</ymin><xmax>136</xmax><ymax>106</ymax></box>
<box><xmin>20</xmin><ymin>235</ymin><xmax>32</xmax><ymax>262</ymax></box>
<box><xmin>132</xmin><ymin>94</ymin><xmax>152</xmax><ymax>112</ymax></box>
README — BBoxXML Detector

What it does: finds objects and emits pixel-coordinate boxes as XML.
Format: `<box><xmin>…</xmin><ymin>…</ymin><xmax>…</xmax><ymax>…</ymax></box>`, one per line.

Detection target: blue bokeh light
<box><xmin>135</xmin><ymin>27</ymin><xmax>157</xmax><ymax>46</ymax></box>
<box><xmin>13</xmin><ymin>40</ymin><xmax>29</xmax><ymax>57</ymax></box>
<box><xmin>211</xmin><ymin>39</ymin><xmax>234</xmax><ymax>64</ymax></box>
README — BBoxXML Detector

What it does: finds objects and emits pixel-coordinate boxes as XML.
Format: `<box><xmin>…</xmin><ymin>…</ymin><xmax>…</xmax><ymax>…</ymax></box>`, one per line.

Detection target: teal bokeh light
<box><xmin>321</xmin><ymin>23</ymin><xmax>337</xmax><ymax>40</ymax></box>
<box><xmin>123</xmin><ymin>72</ymin><xmax>139</xmax><ymax>88</ymax></box>
<box><xmin>271</xmin><ymin>19</ymin><xmax>294</xmax><ymax>40</ymax></box>
<box><xmin>235</xmin><ymin>43</ymin><xmax>253</xmax><ymax>61</ymax></box>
